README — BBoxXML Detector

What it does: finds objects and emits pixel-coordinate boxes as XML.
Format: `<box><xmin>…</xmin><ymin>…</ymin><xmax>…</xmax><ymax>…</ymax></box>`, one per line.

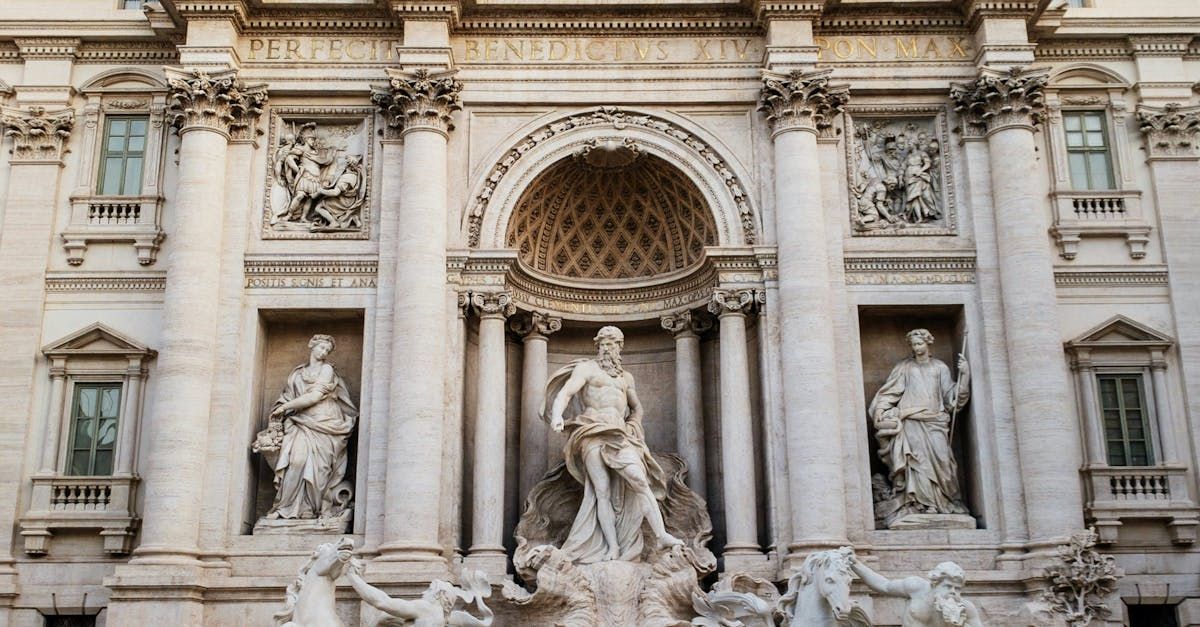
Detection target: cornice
<box><xmin>244</xmin><ymin>257</ymin><xmax>378</xmax><ymax>277</ymax></box>
<box><xmin>843</xmin><ymin>254</ymin><xmax>977</xmax><ymax>285</ymax></box>
<box><xmin>76</xmin><ymin>41</ymin><xmax>180</xmax><ymax>64</ymax></box>
<box><xmin>456</xmin><ymin>14</ymin><xmax>759</xmax><ymax>35</ymax></box>
<box><xmin>1127</xmin><ymin>35</ymin><xmax>1192</xmax><ymax>57</ymax></box>
<box><xmin>1053</xmin><ymin>268</ymin><xmax>1168</xmax><ymax>288</ymax></box>
<box><xmin>172</xmin><ymin>1</ymin><xmax>249</xmax><ymax>30</ymax></box>
<box><xmin>816</xmin><ymin>10</ymin><xmax>965</xmax><ymax>33</ymax></box>
<box><xmin>391</xmin><ymin>0</ymin><xmax>460</xmax><ymax>26</ymax></box>
<box><xmin>45</xmin><ymin>272</ymin><xmax>166</xmax><ymax>293</ymax></box>
<box><xmin>14</xmin><ymin>37</ymin><xmax>80</xmax><ymax>59</ymax></box>
<box><xmin>1033</xmin><ymin>39</ymin><xmax>1131</xmax><ymax>61</ymax></box>
<box><xmin>959</xmin><ymin>0</ymin><xmax>1045</xmax><ymax>31</ymax></box>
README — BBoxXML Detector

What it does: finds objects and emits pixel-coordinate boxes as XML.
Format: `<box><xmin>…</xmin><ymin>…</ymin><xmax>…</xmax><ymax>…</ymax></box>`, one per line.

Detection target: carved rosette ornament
<box><xmin>164</xmin><ymin>68</ymin><xmax>267</xmax><ymax>136</ymax></box>
<box><xmin>510</xmin><ymin>310</ymin><xmax>563</xmax><ymax>339</ymax></box>
<box><xmin>1136</xmin><ymin>103</ymin><xmax>1200</xmax><ymax>159</ymax></box>
<box><xmin>1041</xmin><ymin>529</ymin><xmax>1120</xmax><ymax>627</ymax></box>
<box><xmin>660</xmin><ymin>310</ymin><xmax>712</xmax><ymax>337</ymax></box>
<box><xmin>707</xmin><ymin>288</ymin><xmax>757</xmax><ymax>316</ymax></box>
<box><xmin>1</xmin><ymin>106</ymin><xmax>74</xmax><ymax>161</ymax></box>
<box><xmin>949</xmin><ymin>66</ymin><xmax>1049</xmax><ymax>136</ymax></box>
<box><xmin>758</xmin><ymin>68</ymin><xmax>850</xmax><ymax>135</ymax></box>
<box><xmin>471</xmin><ymin>290</ymin><xmax>516</xmax><ymax>319</ymax></box>
<box><xmin>370</xmin><ymin>68</ymin><xmax>462</xmax><ymax>137</ymax></box>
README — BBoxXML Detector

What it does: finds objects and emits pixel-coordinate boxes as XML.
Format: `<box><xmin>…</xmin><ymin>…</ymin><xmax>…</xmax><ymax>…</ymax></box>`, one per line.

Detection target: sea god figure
<box><xmin>544</xmin><ymin>325</ymin><xmax>683</xmax><ymax>563</ymax></box>
<box><xmin>869</xmin><ymin>329</ymin><xmax>970</xmax><ymax>526</ymax></box>
<box><xmin>850</xmin><ymin>558</ymin><xmax>983</xmax><ymax>627</ymax></box>
<box><xmin>252</xmin><ymin>334</ymin><xmax>358</xmax><ymax>533</ymax></box>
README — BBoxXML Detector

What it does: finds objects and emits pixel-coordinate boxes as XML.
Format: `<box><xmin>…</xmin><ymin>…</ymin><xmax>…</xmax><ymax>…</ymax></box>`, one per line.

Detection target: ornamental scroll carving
<box><xmin>471</xmin><ymin>291</ymin><xmax>516</xmax><ymax>318</ymax></box>
<box><xmin>758</xmin><ymin>68</ymin><xmax>850</xmax><ymax>135</ymax></box>
<box><xmin>1</xmin><ymin>106</ymin><xmax>74</xmax><ymax>161</ymax></box>
<box><xmin>949</xmin><ymin>66</ymin><xmax>1048</xmax><ymax>136</ymax></box>
<box><xmin>370</xmin><ymin>68</ymin><xmax>462</xmax><ymax>136</ymax></box>
<box><xmin>708</xmin><ymin>288</ymin><xmax>757</xmax><ymax>316</ymax></box>
<box><xmin>510</xmin><ymin>311</ymin><xmax>563</xmax><ymax>338</ymax></box>
<box><xmin>467</xmin><ymin>106</ymin><xmax>758</xmax><ymax>248</ymax></box>
<box><xmin>164</xmin><ymin>68</ymin><xmax>267</xmax><ymax>136</ymax></box>
<box><xmin>848</xmin><ymin>110</ymin><xmax>955</xmax><ymax>235</ymax></box>
<box><xmin>1136</xmin><ymin>103</ymin><xmax>1200</xmax><ymax>158</ymax></box>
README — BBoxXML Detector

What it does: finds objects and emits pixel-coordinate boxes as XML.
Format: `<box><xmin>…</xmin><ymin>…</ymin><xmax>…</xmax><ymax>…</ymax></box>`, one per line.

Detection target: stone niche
<box><xmin>857</xmin><ymin>305</ymin><xmax>982</xmax><ymax>530</ymax></box>
<box><xmin>245</xmin><ymin>309</ymin><xmax>364</xmax><ymax>534</ymax></box>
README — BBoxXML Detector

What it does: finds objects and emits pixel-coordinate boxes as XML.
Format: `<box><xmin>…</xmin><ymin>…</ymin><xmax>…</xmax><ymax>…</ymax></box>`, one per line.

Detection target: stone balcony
<box><xmin>1084</xmin><ymin>464</ymin><xmax>1200</xmax><ymax>545</ymax></box>
<box><xmin>1049</xmin><ymin>189</ymin><xmax>1151</xmax><ymax>260</ymax></box>
<box><xmin>61</xmin><ymin>195</ymin><xmax>164</xmax><ymax>266</ymax></box>
<box><xmin>19</xmin><ymin>474</ymin><xmax>139</xmax><ymax>556</ymax></box>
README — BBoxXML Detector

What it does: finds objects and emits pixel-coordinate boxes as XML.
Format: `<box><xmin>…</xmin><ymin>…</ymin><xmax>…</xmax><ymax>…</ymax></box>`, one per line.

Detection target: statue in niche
<box><xmin>850</xmin><ymin>558</ymin><xmax>984</xmax><ymax>627</ymax></box>
<box><xmin>502</xmin><ymin>325</ymin><xmax>716</xmax><ymax>626</ymax></box>
<box><xmin>545</xmin><ymin>325</ymin><xmax>683</xmax><ymax>561</ymax></box>
<box><xmin>252</xmin><ymin>334</ymin><xmax>358</xmax><ymax>533</ymax></box>
<box><xmin>270</xmin><ymin>121</ymin><xmax>366</xmax><ymax>233</ymax></box>
<box><xmin>850</xmin><ymin>118</ymin><xmax>946</xmax><ymax>233</ymax></box>
<box><xmin>869</xmin><ymin>328</ymin><xmax>972</xmax><ymax>529</ymax></box>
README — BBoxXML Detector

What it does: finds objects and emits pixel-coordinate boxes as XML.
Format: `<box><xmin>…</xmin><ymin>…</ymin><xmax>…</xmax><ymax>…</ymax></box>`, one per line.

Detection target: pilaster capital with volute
<box><xmin>661</xmin><ymin>310</ymin><xmax>713</xmax><ymax>338</ymax></box>
<box><xmin>949</xmin><ymin>66</ymin><xmax>1049</xmax><ymax>136</ymax></box>
<box><xmin>758</xmin><ymin>68</ymin><xmax>849</xmax><ymax>137</ymax></box>
<box><xmin>470</xmin><ymin>291</ymin><xmax>516</xmax><ymax>319</ymax></box>
<box><xmin>510</xmin><ymin>311</ymin><xmax>562</xmax><ymax>340</ymax></box>
<box><xmin>708</xmin><ymin>288</ymin><xmax>758</xmax><ymax>317</ymax></box>
<box><xmin>164</xmin><ymin>67</ymin><xmax>267</xmax><ymax>138</ymax></box>
<box><xmin>371</xmin><ymin>68</ymin><xmax>462</xmax><ymax>139</ymax></box>
<box><xmin>1136</xmin><ymin>103</ymin><xmax>1200</xmax><ymax>160</ymax></box>
<box><xmin>1</xmin><ymin>105</ymin><xmax>74</xmax><ymax>162</ymax></box>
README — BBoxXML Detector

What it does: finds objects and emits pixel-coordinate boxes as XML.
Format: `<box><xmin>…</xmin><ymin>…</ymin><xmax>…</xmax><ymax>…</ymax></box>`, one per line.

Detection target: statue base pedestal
<box><xmin>887</xmin><ymin>513</ymin><xmax>976</xmax><ymax>530</ymax></box>
<box><xmin>253</xmin><ymin>515</ymin><xmax>350</xmax><ymax>535</ymax></box>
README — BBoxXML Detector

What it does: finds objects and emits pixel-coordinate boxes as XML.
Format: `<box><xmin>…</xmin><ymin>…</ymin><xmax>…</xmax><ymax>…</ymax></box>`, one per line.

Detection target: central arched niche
<box><xmin>505</xmin><ymin>146</ymin><xmax>718</xmax><ymax>282</ymax></box>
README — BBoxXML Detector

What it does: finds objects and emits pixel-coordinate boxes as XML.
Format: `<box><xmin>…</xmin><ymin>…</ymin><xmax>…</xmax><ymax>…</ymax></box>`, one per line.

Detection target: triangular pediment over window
<box><xmin>1066</xmin><ymin>315</ymin><xmax>1173</xmax><ymax>351</ymax></box>
<box><xmin>42</xmin><ymin>323</ymin><xmax>156</xmax><ymax>359</ymax></box>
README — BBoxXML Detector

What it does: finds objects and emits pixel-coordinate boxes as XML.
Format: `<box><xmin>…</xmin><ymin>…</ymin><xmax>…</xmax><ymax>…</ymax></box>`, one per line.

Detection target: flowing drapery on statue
<box><xmin>541</xmin><ymin>326</ymin><xmax>682</xmax><ymax>564</ymax></box>
<box><xmin>253</xmin><ymin>334</ymin><xmax>358</xmax><ymax>533</ymax></box>
<box><xmin>869</xmin><ymin>328</ymin><xmax>970</xmax><ymax>527</ymax></box>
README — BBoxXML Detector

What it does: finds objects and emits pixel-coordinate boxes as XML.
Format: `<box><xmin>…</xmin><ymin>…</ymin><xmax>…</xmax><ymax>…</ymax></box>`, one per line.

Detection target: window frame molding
<box><xmin>62</xmin><ymin>68</ymin><xmax>168</xmax><ymax>267</ymax></box>
<box><xmin>1044</xmin><ymin>66</ymin><xmax>1150</xmax><ymax>261</ymax></box>
<box><xmin>1065</xmin><ymin>315</ymin><xmax>1199</xmax><ymax>545</ymax></box>
<box><xmin>19</xmin><ymin>323</ymin><xmax>155</xmax><ymax>556</ymax></box>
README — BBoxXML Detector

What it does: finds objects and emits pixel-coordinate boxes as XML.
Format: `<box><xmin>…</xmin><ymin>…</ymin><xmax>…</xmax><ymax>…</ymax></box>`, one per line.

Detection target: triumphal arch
<box><xmin>0</xmin><ymin>0</ymin><xmax>1199</xmax><ymax>625</ymax></box>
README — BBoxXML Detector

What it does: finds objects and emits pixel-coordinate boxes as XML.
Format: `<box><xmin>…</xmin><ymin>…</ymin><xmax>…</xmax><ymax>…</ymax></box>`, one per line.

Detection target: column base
<box><xmin>104</xmin><ymin>562</ymin><xmax>208</xmax><ymax>625</ymax></box>
<box><xmin>463</xmin><ymin>550</ymin><xmax>508</xmax><ymax>580</ymax></box>
<box><xmin>721</xmin><ymin>550</ymin><xmax>773</xmax><ymax>579</ymax></box>
<box><xmin>375</xmin><ymin>541</ymin><xmax>447</xmax><ymax>562</ymax></box>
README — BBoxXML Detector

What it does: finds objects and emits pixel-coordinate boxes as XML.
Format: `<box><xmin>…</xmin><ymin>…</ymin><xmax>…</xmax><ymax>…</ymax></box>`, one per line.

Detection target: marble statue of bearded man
<box><xmin>543</xmin><ymin>326</ymin><xmax>683</xmax><ymax>563</ymax></box>
<box><xmin>869</xmin><ymin>328</ymin><xmax>970</xmax><ymax>520</ymax></box>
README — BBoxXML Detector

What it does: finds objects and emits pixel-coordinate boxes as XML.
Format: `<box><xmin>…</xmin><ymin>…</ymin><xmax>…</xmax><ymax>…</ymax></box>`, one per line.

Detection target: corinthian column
<box><xmin>134</xmin><ymin>69</ymin><xmax>265</xmax><ymax>564</ymax></box>
<box><xmin>758</xmin><ymin>69</ymin><xmax>850</xmax><ymax>557</ymax></box>
<box><xmin>371</xmin><ymin>68</ymin><xmax>462</xmax><ymax>566</ymax></box>
<box><xmin>511</xmin><ymin>311</ymin><xmax>562</xmax><ymax>504</ymax></box>
<box><xmin>0</xmin><ymin>106</ymin><xmax>74</xmax><ymax>575</ymax></box>
<box><xmin>1137</xmin><ymin>103</ymin><xmax>1200</xmax><ymax>473</ymax></box>
<box><xmin>661</xmin><ymin>310</ymin><xmax>711</xmax><ymax>495</ymax></box>
<box><xmin>708</xmin><ymin>289</ymin><xmax>761</xmax><ymax>562</ymax></box>
<box><xmin>951</xmin><ymin>67</ymin><xmax>1083</xmax><ymax>548</ymax></box>
<box><xmin>467</xmin><ymin>291</ymin><xmax>515</xmax><ymax>576</ymax></box>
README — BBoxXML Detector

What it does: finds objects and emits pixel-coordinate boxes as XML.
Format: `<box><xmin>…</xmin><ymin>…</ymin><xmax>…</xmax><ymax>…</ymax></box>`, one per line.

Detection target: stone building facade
<box><xmin>0</xmin><ymin>0</ymin><xmax>1198</xmax><ymax>625</ymax></box>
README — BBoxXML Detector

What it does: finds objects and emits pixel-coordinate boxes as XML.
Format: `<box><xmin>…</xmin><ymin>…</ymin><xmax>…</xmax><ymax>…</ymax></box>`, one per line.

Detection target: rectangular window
<box><xmin>1067</xmin><ymin>0</ymin><xmax>1087</xmax><ymax>7</ymax></box>
<box><xmin>1063</xmin><ymin>111</ymin><xmax>1115</xmax><ymax>190</ymax></box>
<box><xmin>1098</xmin><ymin>374</ymin><xmax>1153</xmax><ymax>467</ymax></box>
<box><xmin>45</xmin><ymin>617</ymin><xmax>98</xmax><ymax>627</ymax></box>
<box><xmin>97</xmin><ymin>116</ymin><xmax>148</xmax><ymax>196</ymax></box>
<box><xmin>66</xmin><ymin>383</ymin><xmax>121</xmax><ymax>476</ymax></box>
<box><xmin>121</xmin><ymin>0</ymin><xmax>145</xmax><ymax>9</ymax></box>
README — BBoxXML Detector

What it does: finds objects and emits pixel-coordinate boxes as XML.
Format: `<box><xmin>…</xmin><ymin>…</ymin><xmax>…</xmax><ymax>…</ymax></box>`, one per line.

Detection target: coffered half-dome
<box><xmin>505</xmin><ymin>149</ymin><xmax>718</xmax><ymax>282</ymax></box>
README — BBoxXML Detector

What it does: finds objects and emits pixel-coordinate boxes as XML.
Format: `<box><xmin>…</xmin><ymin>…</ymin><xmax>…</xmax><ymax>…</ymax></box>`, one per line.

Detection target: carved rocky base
<box><xmin>888</xmin><ymin>513</ymin><xmax>977</xmax><ymax>530</ymax></box>
<box><xmin>253</xmin><ymin>511</ymin><xmax>351</xmax><ymax>535</ymax></box>
<box><xmin>501</xmin><ymin>545</ymin><xmax>705</xmax><ymax>627</ymax></box>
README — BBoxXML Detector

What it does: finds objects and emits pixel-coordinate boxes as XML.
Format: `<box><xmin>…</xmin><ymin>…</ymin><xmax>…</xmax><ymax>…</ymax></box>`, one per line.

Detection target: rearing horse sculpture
<box><xmin>275</xmin><ymin>537</ymin><xmax>355</xmax><ymax>627</ymax></box>
<box><xmin>778</xmin><ymin>547</ymin><xmax>873</xmax><ymax>627</ymax></box>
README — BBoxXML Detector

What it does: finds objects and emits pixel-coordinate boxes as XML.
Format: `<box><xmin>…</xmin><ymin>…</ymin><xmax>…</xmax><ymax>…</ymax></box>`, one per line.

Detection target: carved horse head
<box><xmin>778</xmin><ymin>547</ymin><xmax>871</xmax><ymax>627</ymax></box>
<box><xmin>275</xmin><ymin>536</ymin><xmax>355</xmax><ymax>627</ymax></box>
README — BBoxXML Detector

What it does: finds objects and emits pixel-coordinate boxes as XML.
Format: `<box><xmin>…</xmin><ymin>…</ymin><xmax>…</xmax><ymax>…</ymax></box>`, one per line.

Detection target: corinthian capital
<box><xmin>371</xmin><ymin>68</ymin><xmax>462</xmax><ymax>137</ymax></box>
<box><xmin>1</xmin><ymin>106</ymin><xmax>74</xmax><ymax>162</ymax></box>
<box><xmin>1136</xmin><ymin>103</ymin><xmax>1200</xmax><ymax>159</ymax></box>
<box><xmin>165</xmin><ymin>68</ymin><xmax>267</xmax><ymax>136</ymax></box>
<box><xmin>470</xmin><ymin>291</ymin><xmax>516</xmax><ymax>319</ymax></box>
<box><xmin>510</xmin><ymin>311</ymin><xmax>563</xmax><ymax>339</ymax></box>
<box><xmin>950</xmin><ymin>66</ymin><xmax>1048</xmax><ymax>135</ymax></box>
<box><xmin>708</xmin><ymin>288</ymin><xmax>757</xmax><ymax>316</ymax></box>
<box><xmin>758</xmin><ymin>68</ymin><xmax>849</xmax><ymax>135</ymax></box>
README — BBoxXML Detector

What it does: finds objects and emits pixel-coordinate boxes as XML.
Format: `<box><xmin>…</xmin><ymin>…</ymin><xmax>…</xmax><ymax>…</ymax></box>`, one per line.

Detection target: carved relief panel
<box><xmin>262</xmin><ymin>107</ymin><xmax>374</xmax><ymax>239</ymax></box>
<box><xmin>846</xmin><ymin>107</ymin><xmax>956</xmax><ymax>236</ymax></box>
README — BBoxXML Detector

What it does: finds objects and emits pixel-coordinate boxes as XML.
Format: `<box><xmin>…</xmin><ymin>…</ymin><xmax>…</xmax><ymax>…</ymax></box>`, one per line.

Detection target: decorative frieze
<box><xmin>1</xmin><ymin>106</ymin><xmax>74</xmax><ymax>162</ymax></box>
<box><xmin>164</xmin><ymin>68</ymin><xmax>267</xmax><ymax>136</ymax></box>
<box><xmin>847</xmin><ymin>108</ymin><xmax>956</xmax><ymax>235</ymax></box>
<box><xmin>243</xmin><ymin>257</ymin><xmax>378</xmax><ymax>289</ymax></box>
<box><xmin>843</xmin><ymin>255</ymin><xmax>976</xmax><ymax>285</ymax></box>
<box><xmin>758</xmin><ymin>68</ymin><xmax>850</xmax><ymax>135</ymax></box>
<box><xmin>264</xmin><ymin>108</ymin><xmax>374</xmax><ymax>239</ymax></box>
<box><xmin>949</xmin><ymin>66</ymin><xmax>1049</xmax><ymax>136</ymax></box>
<box><xmin>1136</xmin><ymin>103</ymin><xmax>1200</xmax><ymax>159</ymax></box>
<box><xmin>45</xmin><ymin>273</ymin><xmax>167</xmax><ymax>293</ymax></box>
<box><xmin>1053</xmin><ymin>269</ymin><xmax>1169</xmax><ymax>288</ymax></box>
<box><xmin>370</xmin><ymin>68</ymin><xmax>462</xmax><ymax>136</ymax></box>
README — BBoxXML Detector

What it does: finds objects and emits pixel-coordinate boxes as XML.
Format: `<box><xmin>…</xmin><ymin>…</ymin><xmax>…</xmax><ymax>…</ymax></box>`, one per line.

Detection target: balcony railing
<box><xmin>1050</xmin><ymin>189</ymin><xmax>1149</xmax><ymax>260</ymax></box>
<box><xmin>1085</xmin><ymin>464</ymin><xmax>1198</xmax><ymax>545</ymax></box>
